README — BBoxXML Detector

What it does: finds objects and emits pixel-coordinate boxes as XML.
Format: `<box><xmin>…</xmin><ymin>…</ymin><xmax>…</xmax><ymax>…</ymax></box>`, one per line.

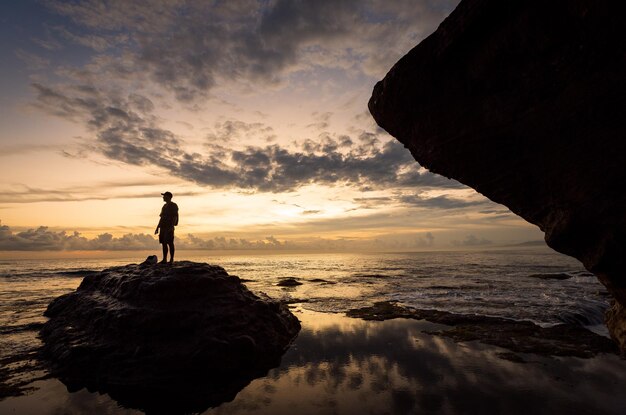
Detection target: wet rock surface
<box><xmin>277</xmin><ymin>277</ymin><xmax>303</xmax><ymax>287</ymax></box>
<box><xmin>347</xmin><ymin>301</ymin><xmax>616</xmax><ymax>358</ymax></box>
<box><xmin>40</xmin><ymin>260</ymin><xmax>301</xmax><ymax>413</ymax></box>
<box><xmin>605</xmin><ymin>301</ymin><xmax>626</xmax><ymax>354</ymax></box>
<box><xmin>528</xmin><ymin>273</ymin><xmax>573</xmax><ymax>281</ymax></box>
<box><xmin>0</xmin><ymin>347</ymin><xmax>47</xmax><ymax>399</ymax></box>
<box><xmin>368</xmin><ymin>0</ymin><xmax>626</xmax><ymax>351</ymax></box>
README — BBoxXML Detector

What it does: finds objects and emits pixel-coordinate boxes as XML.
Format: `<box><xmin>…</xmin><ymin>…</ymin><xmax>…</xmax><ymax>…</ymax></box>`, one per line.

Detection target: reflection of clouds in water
<box><xmin>210</xmin><ymin>311</ymin><xmax>626</xmax><ymax>415</ymax></box>
<box><xmin>0</xmin><ymin>378</ymin><xmax>140</xmax><ymax>415</ymax></box>
<box><xmin>3</xmin><ymin>309</ymin><xmax>626</xmax><ymax>414</ymax></box>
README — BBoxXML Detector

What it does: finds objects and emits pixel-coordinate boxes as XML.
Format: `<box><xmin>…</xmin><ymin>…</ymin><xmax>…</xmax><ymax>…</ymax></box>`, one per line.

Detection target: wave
<box><xmin>0</xmin><ymin>268</ymin><xmax>101</xmax><ymax>278</ymax></box>
<box><xmin>351</xmin><ymin>273</ymin><xmax>389</xmax><ymax>279</ymax></box>
<box><xmin>52</xmin><ymin>269</ymin><xmax>101</xmax><ymax>277</ymax></box>
<box><xmin>556</xmin><ymin>301</ymin><xmax>608</xmax><ymax>327</ymax></box>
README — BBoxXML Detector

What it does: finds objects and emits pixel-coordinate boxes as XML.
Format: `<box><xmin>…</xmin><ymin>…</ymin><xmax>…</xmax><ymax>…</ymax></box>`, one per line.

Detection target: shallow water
<box><xmin>209</xmin><ymin>249</ymin><xmax>607</xmax><ymax>329</ymax></box>
<box><xmin>2</xmin><ymin>309</ymin><xmax>626</xmax><ymax>415</ymax></box>
<box><xmin>0</xmin><ymin>247</ymin><xmax>619</xmax><ymax>413</ymax></box>
<box><xmin>0</xmin><ymin>249</ymin><xmax>608</xmax><ymax>332</ymax></box>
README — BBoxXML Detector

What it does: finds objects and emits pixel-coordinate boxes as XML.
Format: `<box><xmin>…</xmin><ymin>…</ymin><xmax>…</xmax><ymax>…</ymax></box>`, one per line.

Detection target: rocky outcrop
<box><xmin>606</xmin><ymin>301</ymin><xmax>626</xmax><ymax>354</ymax></box>
<box><xmin>40</xmin><ymin>261</ymin><xmax>300</xmax><ymax>413</ymax></box>
<box><xmin>348</xmin><ymin>301</ymin><xmax>616</xmax><ymax>358</ymax></box>
<box><xmin>277</xmin><ymin>277</ymin><xmax>303</xmax><ymax>287</ymax></box>
<box><xmin>368</xmin><ymin>0</ymin><xmax>626</xmax><ymax>351</ymax></box>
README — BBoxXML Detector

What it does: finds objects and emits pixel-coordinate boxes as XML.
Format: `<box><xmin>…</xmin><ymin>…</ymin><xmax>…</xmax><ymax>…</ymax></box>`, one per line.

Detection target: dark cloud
<box><xmin>300</xmin><ymin>134</ymin><xmax>352</xmax><ymax>153</ymax></box>
<box><xmin>451</xmin><ymin>234</ymin><xmax>492</xmax><ymax>247</ymax></box>
<box><xmin>479</xmin><ymin>209</ymin><xmax>512</xmax><ymax>215</ymax></box>
<box><xmin>352</xmin><ymin>193</ymin><xmax>486</xmax><ymax>211</ymax></box>
<box><xmin>396</xmin><ymin>194</ymin><xmax>488</xmax><ymax>209</ymax></box>
<box><xmin>352</xmin><ymin>196</ymin><xmax>393</xmax><ymax>209</ymax></box>
<box><xmin>205</xmin><ymin>120</ymin><xmax>276</xmax><ymax>143</ymax></box>
<box><xmin>25</xmin><ymin>1</ymin><xmax>465</xmax><ymax>195</ymax></box>
<box><xmin>32</xmin><ymin>83</ymin><xmax>461</xmax><ymax>193</ymax></box>
<box><xmin>52</xmin><ymin>25</ymin><xmax>128</xmax><ymax>52</ymax></box>
<box><xmin>43</xmin><ymin>0</ymin><xmax>458</xmax><ymax>101</ymax></box>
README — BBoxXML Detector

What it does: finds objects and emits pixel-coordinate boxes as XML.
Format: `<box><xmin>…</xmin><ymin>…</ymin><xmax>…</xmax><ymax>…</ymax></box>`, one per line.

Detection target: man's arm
<box><xmin>155</xmin><ymin>216</ymin><xmax>163</xmax><ymax>234</ymax></box>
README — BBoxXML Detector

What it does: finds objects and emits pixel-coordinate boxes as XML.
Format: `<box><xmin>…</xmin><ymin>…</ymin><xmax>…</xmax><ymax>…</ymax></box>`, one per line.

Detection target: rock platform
<box><xmin>40</xmin><ymin>260</ymin><xmax>301</xmax><ymax>413</ymax></box>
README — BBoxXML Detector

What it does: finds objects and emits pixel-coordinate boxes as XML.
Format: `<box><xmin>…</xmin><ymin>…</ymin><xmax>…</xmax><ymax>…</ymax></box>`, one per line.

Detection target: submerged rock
<box><xmin>368</xmin><ymin>0</ymin><xmax>626</xmax><ymax>351</ymax></box>
<box><xmin>528</xmin><ymin>273</ymin><xmax>573</xmax><ymax>281</ymax></box>
<box><xmin>348</xmin><ymin>302</ymin><xmax>616</xmax><ymax>358</ymax></box>
<box><xmin>40</xmin><ymin>260</ymin><xmax>300</xmax><ymax>413</ymax></box>
<box><xmin>277</xmin><ymin>277</ymin><xmax>303</xmax><ymax>287</ymax></box>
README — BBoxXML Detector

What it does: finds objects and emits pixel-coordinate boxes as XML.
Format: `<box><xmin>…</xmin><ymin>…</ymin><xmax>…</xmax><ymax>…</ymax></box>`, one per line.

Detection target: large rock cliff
<box><xmin>368</xmin><ymin>0</ymin><xmax>626</xmax><ymax>350</ymax></box>
<box><xmin>40</xmin><ymin>260</ymin><xmax>301</xmax><ymax>413</ymax></box>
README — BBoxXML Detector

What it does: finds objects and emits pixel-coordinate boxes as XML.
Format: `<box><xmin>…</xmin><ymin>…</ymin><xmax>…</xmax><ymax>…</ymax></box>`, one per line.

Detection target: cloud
<box><xmin>352</xmin><ymin>192</ymin><xmax>487</xmax><ymax>211</ymax></box>
<box><xmin>0</xmin><ymin>144</ymin><xmax>60</xmax><ymax>157</ymax></box>
<box><xmin>52</xmin><ymin>25</ymin><xmax>128</xmax><ymax>52</ymax></box>
<box><xmin>307</xmin><ymin>112</ymin><xmax>333</xmax><ymax>130</ymax></box>
<box><xmin>396</xmin><ymin>193</ymin><xmax>488</xmax><ymax>209</ymax></box>
<box><xmin>42</xmin><ymin>0</ymin><xmax>458</xmax><ymax>101</ymax></box>
<box><xmin>24</xmin><ymin>1</ymin><xmax>465</xmax><ymax>196</ymax></box>
<box><xmin>419</xmin><ymin>232</ymin><xmax>435</xmax><ymax>247</ymax></box>
<box><xmin>0</xmin><ymin>222</ymin><xmax>266</xmax><ymax>251</ymax></box>
<box><xmin>15</xmin><ymin>49</ymin><xmax>50</xmax><ymax>70</ymax></box>
<box><xmin>205</xmin><ymin>120</ymin><xmax>276</xmax><ymax>143</ymax></box>
<box><xmin>451</xmin><ymin>234</ymin><xmax>492</xmax><ymax>247</ymax></box>
<box><xmin>0</xmin><ymin>223</ymin><xmax>155</xmax><ymax>251</ymax></box>
<box><xmin>351</xmin><ymin>197</ymin><xmax>393</xmax><ymax>210</ymax></box>
<box><xmin>0</xmin><ymin>222</ymin><xmax>336</xmax><ymax>251</ymax></box>
<box><xmin>31</xmin><ymin>82</ymin><xmax>461</xmax><ymax>193</ymax></box>
<box><xmin>479</xmin><ymin>209</ymin><xmax>512</xmax><ymax>215</ymax></box>
<box><xmin>0</xmin><ymin>222</ymin><xmax>442</xmax><ymax>252</ymax></box>
<box><xmin>0</xmin><ymin>182</ymin><xmax>197</xmax><ymax>204</ymax></box>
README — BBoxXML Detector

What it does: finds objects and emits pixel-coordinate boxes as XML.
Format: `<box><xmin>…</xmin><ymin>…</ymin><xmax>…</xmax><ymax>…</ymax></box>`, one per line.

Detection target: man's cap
<box><xmin>161</xmin><ymin>191</ymin><xmax>173</xmax><ymax>198</ymax></box>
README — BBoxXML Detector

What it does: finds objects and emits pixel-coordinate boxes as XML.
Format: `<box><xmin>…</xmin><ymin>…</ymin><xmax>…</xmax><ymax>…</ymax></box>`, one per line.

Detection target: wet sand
<box><xmin>2</xmin><ymin>307</ymin><xmax>626</xmax><ymax>414</ymax></box>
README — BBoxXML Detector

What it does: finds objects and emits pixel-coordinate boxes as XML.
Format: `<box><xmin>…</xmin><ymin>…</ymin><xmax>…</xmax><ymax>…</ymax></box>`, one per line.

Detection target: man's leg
<box><xmin>161</xmin><ymin>243</ymin><xmax>168</xmax><ymax>263</ymax></box>
<box><xmin>168</xmin><ymin>242</ymin><xmax>175</xmax><ymax>263</ymax></box>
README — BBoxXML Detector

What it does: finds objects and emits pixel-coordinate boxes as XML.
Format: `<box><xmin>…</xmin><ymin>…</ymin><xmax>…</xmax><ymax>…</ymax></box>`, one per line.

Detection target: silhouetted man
<box><xmin>155</xmin><ymin>191</ymin><xmax>178</xmax><ymax>264</ymax></box>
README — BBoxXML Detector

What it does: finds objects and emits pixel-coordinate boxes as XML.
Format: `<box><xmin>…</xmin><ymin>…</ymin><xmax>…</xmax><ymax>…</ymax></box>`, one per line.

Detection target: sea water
<box><xmin>0</xmin><ymin>247</ymin><xmax>618</xmax><ymax>414</ymax></box>
<box><xmin>0</xmin><ymin>247</ymin><xmax>609</xmax><ymax>343</ymax></box>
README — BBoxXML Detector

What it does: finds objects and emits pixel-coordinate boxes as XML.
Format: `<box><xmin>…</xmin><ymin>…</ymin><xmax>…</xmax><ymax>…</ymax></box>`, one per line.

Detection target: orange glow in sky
<box><xmin>0</xmin><ymin>0</ymin><xmax>543</xmax><ymax>256</ymax></box>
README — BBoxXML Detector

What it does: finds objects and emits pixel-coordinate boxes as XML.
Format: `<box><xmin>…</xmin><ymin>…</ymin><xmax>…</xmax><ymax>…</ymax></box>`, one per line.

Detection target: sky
<box><xmin>0</xmin><ymin>0</ymin><xmax>544</xmax><ymax>254</ymax></box>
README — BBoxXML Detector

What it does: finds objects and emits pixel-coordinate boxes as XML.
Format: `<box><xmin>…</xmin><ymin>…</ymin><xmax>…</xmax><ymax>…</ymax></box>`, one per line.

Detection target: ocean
<box><xmin>2</xmin><ymin>247</ymin><xmax>625</xmax><ymax>414</ymax></box>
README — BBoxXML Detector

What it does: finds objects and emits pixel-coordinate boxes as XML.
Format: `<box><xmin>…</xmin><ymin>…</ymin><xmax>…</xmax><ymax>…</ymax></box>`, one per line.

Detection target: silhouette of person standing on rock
<box><xmin>155</xmin><ymin>191</ymin><xmax>178</xmax><ymax>264</ymax></box>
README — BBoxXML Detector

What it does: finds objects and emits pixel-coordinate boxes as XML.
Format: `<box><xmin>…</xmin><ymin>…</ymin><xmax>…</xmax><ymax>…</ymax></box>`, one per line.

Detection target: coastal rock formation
<box><xmin>40</xmin><ymin>260</ymin><xmax>301</xmax><ymax>413</ymax></box>
<box><xmin>605</xmin><ymin>301</ymin><xmax>626</xmax><ymax>353</ymax></box>
<box><xmin>348</xmin><ymin>301</ymin><xmax>616</xmax><ymax>358</ymax></box>
<box><xmin>368</xmin><ymin>0</ymin><xmax>626</xmax><ymax>351</ymax></box>
<box><xmin>277</xmin><ymin>277</ymin><xmax>303</xmax><ymax>287</ymax></box>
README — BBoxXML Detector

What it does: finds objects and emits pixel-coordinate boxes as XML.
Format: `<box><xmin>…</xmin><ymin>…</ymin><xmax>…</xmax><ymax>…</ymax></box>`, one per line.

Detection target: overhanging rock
<box><xmin>368</xmin><ymin>0</ymin><xmax>626</xmax><ymax>351</ymax></box>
